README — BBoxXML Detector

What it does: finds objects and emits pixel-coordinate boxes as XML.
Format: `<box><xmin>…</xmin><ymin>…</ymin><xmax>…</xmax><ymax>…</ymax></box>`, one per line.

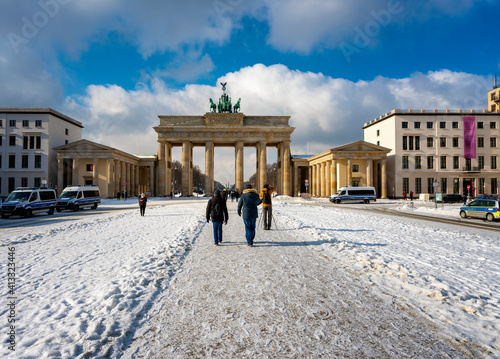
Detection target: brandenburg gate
<box><xmin>154</xmin><ymin>85</ymin><xmax>295</xmax><ymax>196</ymax></box>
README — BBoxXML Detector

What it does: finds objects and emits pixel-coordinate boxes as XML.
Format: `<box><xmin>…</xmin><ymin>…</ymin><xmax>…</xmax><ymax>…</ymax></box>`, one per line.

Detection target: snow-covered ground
<box><xmin>1</xmin><ymin>197</ymin><xmax>499</xmax><ymax>358</ymax></box>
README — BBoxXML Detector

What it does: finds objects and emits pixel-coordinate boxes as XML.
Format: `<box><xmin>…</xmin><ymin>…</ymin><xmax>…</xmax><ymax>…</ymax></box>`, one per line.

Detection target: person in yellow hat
<box><xmin>260</xmin><ymin>184</ymin><xmax>275</xmax><ymax>230</ymax></box>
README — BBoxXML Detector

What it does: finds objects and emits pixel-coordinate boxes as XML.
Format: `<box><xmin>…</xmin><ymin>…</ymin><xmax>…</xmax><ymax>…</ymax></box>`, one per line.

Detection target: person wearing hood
<box><xmin>237</xmin><ymin>183</ymin><xmax>262</xmax><ymax>247</ymax></box>
<box><xmin>206</xmin><ymin>189</ymin><xmax>228</xmax><ymax>246</ymax></box>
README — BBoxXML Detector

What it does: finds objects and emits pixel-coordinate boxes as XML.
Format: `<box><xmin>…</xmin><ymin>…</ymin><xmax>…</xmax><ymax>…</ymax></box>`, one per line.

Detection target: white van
<box><xmin>1</xmin><ymin>187</ymin><xmax>57</xmax><ymax>218</ymax></box>
<box><xmin>57</xmin><ymin>185</ymin><xmax>101</xmax><ymax>212</ymax></box>
<box><xmin>329</xmin><ymin>186</ymin><xmax>377</xmax><ymax>204</ymax></box>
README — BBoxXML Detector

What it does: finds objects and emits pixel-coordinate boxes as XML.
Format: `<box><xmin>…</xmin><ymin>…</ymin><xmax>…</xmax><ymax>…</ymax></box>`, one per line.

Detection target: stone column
<box><xmin>325</xmin><ymin>160</ymin><xmax>332</xmax><ymax>197</ymax></box>
<box><xmin>107</xmin><ymin>159</ymin><xmax>114</xmax><ymax>198</ymax></box>
<box><xmin>283</xmin><ymin>141</ymin><xmax>291</xmax><ymax>196</ymax></box>
<box><xmin>347</xmin><ymin>159</ymin><xmax>352</xmax><ymax>187</ymax></box>
<box><xmin>148</xmin><ymin>165</ymin><xmax>154</xmax><ymax>194</ymax></box>
<box><xmin>165</xmin><ymin>142</ymin><xmax>172</xmax><ymax>196</ymax></box>
<box><xmin>308</xmin><ymin>165</ymin><xmax>312</xmax><ymax>196</ymax></box>
<box><xmin>255</xmin><ymin>145</ymin><xmax>260</xmax><ymax>191</ymax></box>
<box><xmin>182</xmin><ymin>142</ymin><xmax>193</xmax><ymax>196</ymax></box>
<box><xmin>331</xmin><ymin>159</ymin><xmax>337</xmax><ymax>194</ymax></box>
<box><xmin>135</xmin><ymin>164</ymin><xmax>140</xmax><ymax>196</ymax></box>
<box><xmin>315</xmin><ymin>164</ymin><xmax>321</xmax><ymax>197</ymax></box>
<box><xmin>235</xmin><ymin>141</ymin><xmax>244</xmax><ymax>192</ymax></box>
<box><xmin>126</xmin><ymin>163</ymin><xmax>131</xmax><ymax>196</ymax></box>
<box><xmin>293</xmin><ymin>164</ymin><xmax>299</xmax><ymax>197</ymax></box>
<box><xmin>93</xmin><ymin>158</ymin><xmax>98</xmax><ymax>186</ymax></box>
<box><xmin>320</xmin><ymin>162</ymin><xmax>326</xmax><ymax>197</ymax></box>
<box><xmin>277</xmin><ymin>143</ymin><xmax>283</xmax><ymax>194</ymax></box>
<box><xmin>158</xmin><ymin>142</ymin><xmax>166</xmax><ymax>195</ymax></box>
<box><xmin>72</xmin><ymin>158</ymin><xmax>78</xmax><ymax>186</ymax></box>
<box><xmin>367</xmin><ymin>159</ymin><xmax>373</xmax><ymax>187</ymax></box>
<box><xmin>57</xmin><ymin>158</ymin><xmax>64</xmax><ymax>195</ymax></box>
<box><xmin>381</xmin><ymin>159</ymin><xmax>387</xmax><ymax>198</ymax></box>
<box><xmin>259</xmin><ymin>141</ymin><xmax>267</xmax><ymax>190</ymax></box>
<box><xmin>121</xmin><ymin>161</ymin><xmax>126</xmax><ymax>193</ymax></box>
<box><xmin>205</xmin><ymin>141</ymin><xmax>214</xmax><ymax>195</ymax></box>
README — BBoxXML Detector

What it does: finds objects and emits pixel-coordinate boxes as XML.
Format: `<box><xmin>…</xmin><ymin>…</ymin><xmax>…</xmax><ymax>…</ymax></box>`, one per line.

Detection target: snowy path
<box><xmin>124</xmin><ymin>202</ymin><xmax>472</xmax><ymax>358</ymax></box>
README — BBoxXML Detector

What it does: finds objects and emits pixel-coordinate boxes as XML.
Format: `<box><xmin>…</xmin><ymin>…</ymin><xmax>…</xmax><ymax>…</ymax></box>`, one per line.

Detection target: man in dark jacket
<box><xmin>237</xmin><ymin>184</ymin><xmax>262</xmax><ymax>246</ymax></box>
<box><xmin>206</xmin><ymin>189</ymin><xmax>228</xmax><ymax>246</ymax></box>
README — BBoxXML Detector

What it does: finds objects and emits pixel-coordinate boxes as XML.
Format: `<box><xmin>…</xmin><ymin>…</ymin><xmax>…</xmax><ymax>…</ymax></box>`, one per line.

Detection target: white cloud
<box><xmin>61</xmin><ymin>64</ymin><xmax>491</xmax><ymax>182</ymax></box>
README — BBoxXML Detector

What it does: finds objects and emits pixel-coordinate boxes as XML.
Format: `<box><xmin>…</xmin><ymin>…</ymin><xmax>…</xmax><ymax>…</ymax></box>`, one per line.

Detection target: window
<box><xmin>402</xmin><ymin>121</ymin><xmax>408</xmax><ymax>129</ymax></box>
<box><xmin>352</xmin><ymin>164</ymin><xmax>359</xmax><ymax>172</ymax></box>
<box><xmin>9</xmin><ymin>135</ymin><xmax>16</xmax><ymax>146</ymax></box>
<box><xmin>403</xmin><ymin>178</ymin><xmax>409</xmax><ymax>194</ymax></box>
<box><xmin>34</xmin><ymin>155</ymin><xmax>41</xmax><ymax>168</ymax></box>
<box><xmin>478</xmin><ymin>156</ymin><xmax>485</xmax><ymax>169</ymax></box>
<box><xmin>440</xmin><ymin>156</ymin><xmax>447</xmax><ymax>169</ymax></box>
<box><xmin>415</xmin><ymin>178</ymin><xmax>422</xmax><ymax>194</ymax></box>
<box><xmin>0</xmin><ymin>136</ymin><xmax>2</xmax><ymax>146</ymax></box>
<box><xmin>65</xmin><ymin>140</ymin><xmax>68</xmax><ymax>144</ymax></box>
<box><xmin>491</xmin><ymin>122</ymin><xmax>497</xmax><ymax>129</ymax></box>
<box><xmin>21</xmin><ymin>177</ymin><xmax>28</xmax><ymax>187</ymax></box>
<box><xmin>0</xmin><ymin>119</ymin><xmax>2</xmax><ymax>127</ymax></box>
<box><xmin>377</xmin><ymin>141</ymin><xmax>380</xmax><ymax>146</ymax></box>
<box><xmin>376</xmin><ymin>129</ymin><xmax>380</xmax><ymax>136</ymax></box>
<box><xmin>9</xmin><ymin>120</ymin><xmax>16</xmax><ymax>127</ymax></box>
<box><xmin>65</xmin><ymin>128</ymin><xmax>69</xmax><ymax>135</ymax></box>
<box><xmin>465</xmin><ymin>158</ymin><xmax>472</xmax><ymax>171</ymax></box>
<box><xmin>415</xmin><ymin>156</ymin><xmax>421</xmax><ymax>169</ymax></box>
<box><xmin>409</xmin><ymin>136</ymin><xmax>414</xmax><ymax>150</ymax></box>
<box><xmin>427</xmin><ymin>137</ymin><xmax>433</xmax><ymax>147</ymax></box>
<box><xmin>30</xmin><ymin>136</ymin><xmax>35</xmax><ymax>149</ymax></box>
<box><xmin>492</xmin><ymin>178</ymin><xmax>498</xmax><ymax>195</ymax></box>
<box><xmin>439</xmin><ymin>122</ymin><xmax>446</xmax><ymax>129</ymax></box>
<box><xmin>402</xmin><ymin>156</ymin><xmax>409</xmax><ymax>169</ymax></box>
<box><xmin>453</xmin><ymin>156</ymin><xmax>459</xmax><ymax>169</ymax></box>
<box><xmin>9</xmin><ymin>154</ymin><xmax>15</xmax><ymax>168</ymax></box>
<box><xmin>34</xmin><ymin>177</ymin><xmax>41</xmax><ymax>188</ymax></box>
<box><xmin>35</xmin><ymin>120</ymin><xmax>42</xmax><ymax>127</ymax></box>
<box><xmin>440</xmin><ymin>137</ymin><xmax>446</xmax><ymax>147</ymax></box>
<box><xmin>427</xmin><ymin>121</ymin><xmax>433</xmax><ymax>129</ymax></box>
<box><xmin>478</xmin><ymin>178</ymin><xmax>485</xmax><ymax>195</ymax></box>
<box><xmin>477</xmin><ymin>122</ymin><xmax>484</xmax><ymax>129</ymax></box>
<box><xmin>8</xmin><ymin>178</ymin><xmax>15</xmax><ymax>193</ymax></box>
<box><xmin>415</xmin><ymin>136</ymin><xmax>420</xmax><ymax>150</ymax></box>
<box><xmin>86</xmin><ymin>164</ymin><xmax>94</xmax><ymax>171</ymax></box>
<box><xmin>492</xmin><ymin>156</ymin><xmax>497</xmax><ymax>170</ymax></box>
<box><xmin>22</xmin><ymin>120</ymin><xmax>29</xmax><ymax>127</ymax></box>
<box><xmin>427</xmin><ymin>156</ymin><xmax>434</xmax><ymax>169</ymax></box>
<box><xmin>452</xmin><ymin>122</ymin><xmax>458</xmax><ymax>129</ymax></box>
<box><xmin>452</xmin><ymin>137</ymin><xmax>459</xmax><ymax>147</ymax></box>
<box><xmin>36</xmin><ymin>136</ymin><xmax>41</xmax><ymax>149</ymax></box>
<box><xmin>22</xmin><ymin>154</ymin><xmax>28</xmax><ymax>168</ymax></box>
<box><xmin>478</xmin><ymin>137</ymin><xmax>484</xmax><ymax>147</ymax></box>
<box><xmin>441</xmin><ymin>178</ymin><xmax>447</xmax><ymax>194</ymax></box>
<box><xmin>414</xmin><ymin>122</ymin><xmax>420</xmax><ymax>129</ymax></box>
<box><xmin>352</xmin><ymin>180</ymin><xmax>360</xmax><ymax>187</ymax></box>
<box><xmin>427</xmin><ymin>178</ymin><xmax>435</xmax><ymax>194</ymax></box>
<box><xmin>402</xmin><ymin>136</ymin><xmax>408</xmax><ymax>150</ymax></box>
<box><xmin>491</xmin><ymin>137</ymin><xmax>497</xmax><ymax>148</ymax></box>
<box><xmin>453</xmin><ymin>178</ymin><xmax>460</xmax><ymax>194</ymax></box>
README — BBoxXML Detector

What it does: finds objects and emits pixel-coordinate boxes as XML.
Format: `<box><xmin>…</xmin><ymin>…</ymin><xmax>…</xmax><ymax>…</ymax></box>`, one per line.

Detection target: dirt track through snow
<box><xmin>124</xmin><ymin>202</ymin><xmax>471</xmax><ymax>358</ymax></box>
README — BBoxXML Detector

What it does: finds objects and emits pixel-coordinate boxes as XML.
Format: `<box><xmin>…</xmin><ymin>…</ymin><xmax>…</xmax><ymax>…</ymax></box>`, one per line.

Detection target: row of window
<box><xmin>402</xmin><ymin>155</ymin><xmax>497</xmax><ymax>170</ymax></box>
<box><xmin>402</xmin><ymin>178</ymin><xmax>498</xmax><ymax>195</ymax></box>
<box><xmin>0</xmin><ymin>135</ymin><xmax>42</xmax><ymax>149</ymax></box>
<box><xmin>402</xmin><ymin>135</ymin><xmax>497</xmax><ymax>150</ymax></box>
<box><xmin>1</xmin><ymin>177</ymin><xmax>45</xmax><ymax>195</ymax></box>
<box><xmin>0</xmin><ymin>119</ymin><xmax>43</xmax><ymax>128</ymax></box>
<box><xmin>0</xmin><ymin>154</ymin><xmax>42</xmax><ymax>169</ymax></box>
<box><xmin>401</xmin><ymin>121</ymin><xmax>497</xmax><ymax>130</ymax></box>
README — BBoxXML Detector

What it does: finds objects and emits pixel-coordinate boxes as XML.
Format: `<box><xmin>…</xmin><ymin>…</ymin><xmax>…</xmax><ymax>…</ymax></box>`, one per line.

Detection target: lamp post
<box><xmin>41</xmin><ymin>177</ymin><xmax>48</xmax><ymax>189</ymax></box>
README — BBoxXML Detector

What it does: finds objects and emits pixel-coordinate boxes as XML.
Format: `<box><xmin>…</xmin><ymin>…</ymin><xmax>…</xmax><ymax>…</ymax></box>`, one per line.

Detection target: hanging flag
<box><xmin>463</xmin><ymin>117</ymin><xmax>476</xmax><ymax>159</ymax></box>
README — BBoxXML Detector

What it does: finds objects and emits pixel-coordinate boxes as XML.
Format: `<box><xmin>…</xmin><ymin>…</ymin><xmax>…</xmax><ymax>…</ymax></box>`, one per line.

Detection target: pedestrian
<box><xmin>403</xmin><ymin>191</ymin><xmax>407</xmax><ymax>200</ymax></box>
<box><xmin>170</xmin><ymin>192</ymin><xmax>173</xmax><ymax>200</ymax></box>
<box><xmin>139</xmin><ymin>193</ymin><xmax>147</xmax><ymax>216</ymax></box>
<box><xmin>117</xmin><ymin>191</ymin><xmax>121</xmax><ymax>200</ymax></box>
<box><xmin>259</xmin><ymin>184</ymin><xmax>275</xmax><ymax>230</ymax></box>
<box><xmin>410</xmin><ymin>191</ymin><xmax>413</xmax><ymax>201</ymax></box>
<box><xmin>221</xmin><ymin>188</ymin><xmax>228</xmax><ymax>202</ymax></box>
<box><xmin>237</xmin><ymin>183</ymin><xmax>262</xmax><ymax>247</ymax></box>
<box><xmin>463</xmin><ymin>194</ymin><xmax>467</xmax><ymax>206</ymax></box>
<box><xmin>206</xmin><ymin>189</ymin><xmax>228</xmax><ymax>246</ymax></box>
<box><xmin>234</xmin><ymin>190</ymin><xmax>240</xmax><ymax>202</ymax></box>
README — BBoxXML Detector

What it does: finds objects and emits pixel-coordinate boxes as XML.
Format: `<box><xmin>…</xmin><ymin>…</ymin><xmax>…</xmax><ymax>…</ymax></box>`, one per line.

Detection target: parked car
<box><xmin>56</xmin><ymin>185</ymin><xmax>101</xmax><ymax>212</ymax></box>
<box><xmin>459</xmin><ymin>196</ymin><xmax>500</xmax><ymax>222</ymax></box>
<box><xmin>442</xmin><ymin>194</ymin><xmax>464</xmax><ymax>203</ymax></box>
<box><xmin>1</xmin><ymin>187</ymin><xmax>57</xmax><ymax>218</ymax></box>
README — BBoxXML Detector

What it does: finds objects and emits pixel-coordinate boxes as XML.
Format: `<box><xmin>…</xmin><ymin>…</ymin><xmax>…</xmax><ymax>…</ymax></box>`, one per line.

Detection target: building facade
<box><xmin>364</xmin><ymin>109</ymin><xmax>500</xmax><ymax>198</ymax></box>
<box><xmin>0</xmin><ymin>108</ymin><xmax>83</xmax><ymax>196</ymax></box>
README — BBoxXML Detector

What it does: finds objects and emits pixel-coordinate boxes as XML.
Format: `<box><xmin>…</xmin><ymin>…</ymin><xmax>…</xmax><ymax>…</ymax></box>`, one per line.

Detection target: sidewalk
<box><xmin>124</xmin><ymin>201</ymin><xmax>470</xmax><ymax>358</ymax></box>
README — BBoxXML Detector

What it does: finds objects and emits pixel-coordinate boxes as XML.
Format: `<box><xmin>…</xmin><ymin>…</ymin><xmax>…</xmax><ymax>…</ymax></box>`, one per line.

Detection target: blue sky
<box><xmin>1</xmin><ymin>0</ymin><xmax>499</xmax><ymax>182</ymax></box>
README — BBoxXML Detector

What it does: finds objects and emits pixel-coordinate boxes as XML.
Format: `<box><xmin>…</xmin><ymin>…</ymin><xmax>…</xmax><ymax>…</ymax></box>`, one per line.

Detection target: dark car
<box><xmin>442</xmin><ymin>194</ymin><xmax>463</xmax><ymax>203</ymax></box>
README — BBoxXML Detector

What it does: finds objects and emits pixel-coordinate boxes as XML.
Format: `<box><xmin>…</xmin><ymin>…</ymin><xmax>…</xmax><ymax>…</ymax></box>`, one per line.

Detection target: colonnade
<box><xmin>157</xmin><ymin>140</ymin><xmax>292</xmax><ymax>196</ymax></box>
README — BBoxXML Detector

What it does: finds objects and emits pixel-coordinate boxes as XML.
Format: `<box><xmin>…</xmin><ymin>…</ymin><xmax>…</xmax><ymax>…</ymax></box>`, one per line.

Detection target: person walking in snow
<box><xmin>221</xmin><ymin>188</ymin><xmax>228</xmax><ymax>202</ymax></box>
<box><xmin>237</xmin><ymin>183</ymin><xmax>262</xmax><ymax>247</ymax></box>
<box><xmin>139</xmin><ymin>193</ymin><xmax>147</xmax><ymax>216</ymax></box>
<box><xmin>206</xmin><ymin>189</ymin><xmax>228</xmax><ymax>246</ymax></box>
<box><xmin>259</xmin><ymin>184</ymin><xmax>275</xmax><ymax>230</ymax></box>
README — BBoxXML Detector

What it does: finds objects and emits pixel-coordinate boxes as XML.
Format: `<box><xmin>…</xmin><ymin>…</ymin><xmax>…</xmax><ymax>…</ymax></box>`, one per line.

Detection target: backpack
<box><xmin>212</xmin><ymin>201</ymin><xmax>221</xmax><ymax>218</ymax></box>
<box><xmin>262</xmin><ymin>190</ymin><xmax>271</xmax><ymax>205</ymax></box>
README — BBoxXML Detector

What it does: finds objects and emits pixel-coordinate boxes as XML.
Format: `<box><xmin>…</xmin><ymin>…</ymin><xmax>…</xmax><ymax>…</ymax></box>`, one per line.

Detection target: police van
<box><xmin>1</xmin><ymin>187</ymin><xmax>57</xmax><ymax>218</ymax></box>
<box><xmin>329</xmin><ymin>186</ymin><xmax>377</xmax><ymax>204</ymax></box>
<box><xmin>459</xmin><ymin>196</ymin><xmax>500</xmax><ymax>222</ymax></box>
<box><xmin>56</xmin><ymin>185</ymin><xmax>101</xmax><ymax>212</ymax></box>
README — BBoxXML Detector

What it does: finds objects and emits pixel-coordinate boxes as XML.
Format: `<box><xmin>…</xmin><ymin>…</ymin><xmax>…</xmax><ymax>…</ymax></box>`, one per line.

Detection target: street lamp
<box><xmin>41</xmin><ymin>177</ymin><xmax>48</xmax><ymax>189</ymax></box>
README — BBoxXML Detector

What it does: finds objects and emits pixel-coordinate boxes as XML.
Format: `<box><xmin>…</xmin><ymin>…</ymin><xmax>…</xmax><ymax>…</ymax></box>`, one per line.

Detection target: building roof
<box><xmin>0</xmin><ymin>108</ymin><xmax>84</xmax><ymax>128</ymax></box>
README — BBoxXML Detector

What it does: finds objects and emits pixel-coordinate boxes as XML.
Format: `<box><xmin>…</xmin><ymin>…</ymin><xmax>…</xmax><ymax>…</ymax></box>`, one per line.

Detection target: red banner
<box><xmin>463</xmin><ymin>117</ymin><xmax>476</xmax><ymax>159</ymax></box>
